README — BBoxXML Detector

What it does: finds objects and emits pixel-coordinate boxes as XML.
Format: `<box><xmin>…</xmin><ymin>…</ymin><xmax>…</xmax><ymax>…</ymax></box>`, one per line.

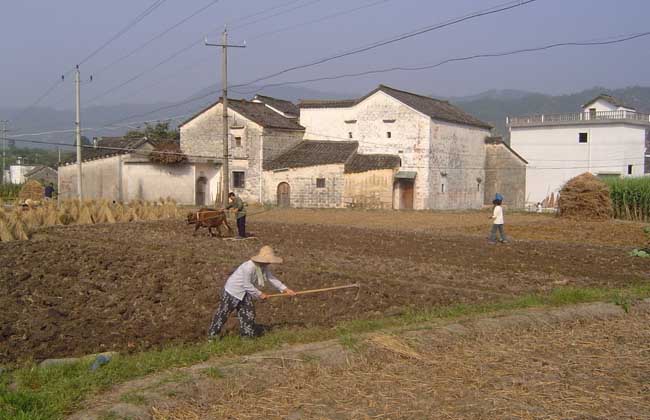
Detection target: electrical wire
<box><xmin>6</xmin><ymin>135</ymin><xmax>647</xmax><ymax>171</ymax></box>
<box><xmin>91</xmin><ymin>0</ymin><xmax>223</xmax><ymax>77</ymax></box>
<box><xmin>233</xmin><ymin>30</ymin><xmax>650</xmax><ymax>93</ymax></box>
<box><xmin>78</xmin><ymin>0</ymin><xmax>168</xmax><ymax>67</ymax></box>
<box><xmin>229</xmin><ymin>0</ymin><xmax>539</xmax><ymax>90</ymax></box>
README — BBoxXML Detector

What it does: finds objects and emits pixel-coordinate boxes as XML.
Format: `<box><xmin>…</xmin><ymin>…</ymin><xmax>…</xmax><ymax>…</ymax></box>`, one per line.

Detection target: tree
<box><xmin>125</xmin><ymin>122</ymin><xmax>179</xmax><ymax>142</ymax></box>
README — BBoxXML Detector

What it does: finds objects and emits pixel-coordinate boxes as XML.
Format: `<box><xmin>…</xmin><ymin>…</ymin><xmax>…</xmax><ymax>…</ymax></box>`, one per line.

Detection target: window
<box><xmin>316</xmin><ymin>178</ymin><xmax>326</xmax><ymax>188</ymax></box>
<box><xmin>387</xmin><ymin>131</ymin><xmax>392</xmax><ymax>138</ymax></box>
<box><xmin>232</xmin><ymin>171</ymin><xmax>245</xmax><ymax>188</ymax></box>
<box><xmin>628</xmin><ymin>164</ymin><xmax>633</xmax><ymax>175</ymax></box>
<box><xmin>234</xmin><ymin>136</ymin><xmax>242</xmax><ymax>148</ymax></box>
<box><xmin>579</xmin><ymin>132</ymin><xmax>588</xmax><ymax>143</ymax></box>
<box><xmin>441</xmin><ymin>183</ymin><xmax>445</xmax><ymax>193</ymax></box>
<box><xmin>348</xmin><ymin>132</ymin><xmax>353</xmax><ymax>139</ymax></box>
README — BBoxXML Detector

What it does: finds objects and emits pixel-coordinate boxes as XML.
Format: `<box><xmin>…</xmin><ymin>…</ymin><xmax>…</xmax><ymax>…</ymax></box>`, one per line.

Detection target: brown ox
<box><xmin>187</xmin><ymin>208</ymin><xmax>233</xmax><ymax>237</ymax></box>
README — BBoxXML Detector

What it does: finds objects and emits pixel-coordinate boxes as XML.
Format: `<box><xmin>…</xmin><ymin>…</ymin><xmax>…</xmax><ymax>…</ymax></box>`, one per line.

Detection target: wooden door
<box><xmin>399</xmin><ymin>180</ymin><xmax>414</xmax><ymax>209</ymax></box>
<box><xmin>195</xmin><ymin>177</ymin><xmax>207</xmax><ymax>206</ymax></box>
<box><xmin>277</xmin><ymin>182</ymin><xmax>290</xmax><ymax>207</ymax></box>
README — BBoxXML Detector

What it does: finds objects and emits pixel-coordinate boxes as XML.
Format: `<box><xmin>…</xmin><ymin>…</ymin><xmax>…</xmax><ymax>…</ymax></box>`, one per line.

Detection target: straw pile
<box><xmin>0</xmin><ymin>198</ymin><xmax>184</xmax><ymax>241</ymax></box>
<box><xmin>18</xmin><ymin>180</ymin><xmax>45</xmax><ymax>203</ymax></box>
<box><xmin>558</xmin><ymin>172</ymin><xmax>612</xmax><ymax>220</ymax></box>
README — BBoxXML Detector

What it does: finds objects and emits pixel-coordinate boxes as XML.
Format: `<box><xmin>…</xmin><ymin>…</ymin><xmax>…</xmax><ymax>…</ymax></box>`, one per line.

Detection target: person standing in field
<box><xmin>488</xmin><ymin>198</ymin><xmax>508</xmax><ymax>244</ymax></box>
<box><xmin>225</xmin><ymin>192</ymin><xmax>247</xmax><ymax>239</ymax></box>
<box><xmin>208</xmin><ymin>245</ymin><xmax>296</xmax><ymax>339</ymax></box>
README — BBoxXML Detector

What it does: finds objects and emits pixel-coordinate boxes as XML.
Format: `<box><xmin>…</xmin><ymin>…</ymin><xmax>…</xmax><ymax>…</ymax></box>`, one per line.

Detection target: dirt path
<box><xmin>70</xmin><ymin>300</ymin><xmax>650</xmax><ymax>420</ymax></box>
<box><xmin>1</xmin><ymin>219</ymin><xmax>648</xmax><ymax>363</ymax></box>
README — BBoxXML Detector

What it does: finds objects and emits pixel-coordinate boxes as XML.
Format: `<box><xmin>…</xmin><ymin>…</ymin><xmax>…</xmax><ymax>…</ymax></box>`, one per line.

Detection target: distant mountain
<box><xmin>449</xmin><ymin>86</ymin><xmax>650</xmax><ymax>139</ymax></box>
<box><xmin>0</xmin><ymin>84</ymin><xmax>352</xmax><ymax>149</ymax></box>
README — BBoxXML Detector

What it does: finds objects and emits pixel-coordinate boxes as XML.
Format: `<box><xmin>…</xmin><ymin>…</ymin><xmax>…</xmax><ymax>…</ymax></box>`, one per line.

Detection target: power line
<box><xmin>84</xmin><ymin>0</ymin><xmax>323</xmax><ymax>106</ymax></box>
<box><xmin>78</xmin><ymin>0</ymin><xmax>168</xmax><ymax>67</ymax></box>
<box><xmin>229</xmin><ymin>0</ymin><xmax>539</xmax><ymax>90</ymax></box>
<box><xmin>244</xmin><ymin>0</ymin><xmax>393</xmax><ymax>42</ymax></box>
<box><xmin>92</xmin><ymin>0</ymin><xmax>223</xmax><ymax>77</ymax></box>
<box><xmin>233</xmin><ymin>30</ymin><xmax>650</xmax><ymax>93</ymax></box>
<box><xmin>229</xmin><ymin>0</ymin><xmax>323</xmax><ymax>31</ymax></box>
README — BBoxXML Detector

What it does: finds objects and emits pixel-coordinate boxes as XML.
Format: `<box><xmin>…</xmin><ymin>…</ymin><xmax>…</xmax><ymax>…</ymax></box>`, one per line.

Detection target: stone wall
<box><xmin>263</xmin><ymin>164</ymin><xmax>345</xmax><ymax>208</ymax></box>
<box><xmin>428</xmin><ymin>121</ymin><xmax>489</xmax><ymax>210</ymax></box>
<box><xmin>344</xmin><ymin>169</ymin><xmax>395</xmax><ymax>209</ymax></box>
<box><xmin>484</xmin><ymin>143</ymin><xmax>526</xmax><ymax>208</ymax></box>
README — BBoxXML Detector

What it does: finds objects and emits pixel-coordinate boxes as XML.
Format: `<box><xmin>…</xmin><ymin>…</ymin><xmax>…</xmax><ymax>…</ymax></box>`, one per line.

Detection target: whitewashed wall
<box><xmin>510</xmin><ymin>124</ymin><xmax>647</xmax><ymax>204</ymax></box>
<box><xmin>123</xmin><ymin>162</ymin><xmax>197</xmax><ymax>204</ymax></box>
<box><xmin>263</xmin><ymin>164</ymin><xmax>345</xmax><ymax>208</ymax></box>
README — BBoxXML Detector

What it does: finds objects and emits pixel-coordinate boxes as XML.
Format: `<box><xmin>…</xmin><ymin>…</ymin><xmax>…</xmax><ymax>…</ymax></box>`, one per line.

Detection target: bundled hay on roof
<box><xmin>18</xmin><ymin>180</ymin><xmax>44</xmax><ymax>203</ymax></box>
<box><xmin>148</xmin><ymin>141</ymin><xmax>187</xmax><ymax>164</ymax></box>
<box><xmin>558</xmin><ymin>172</ymin><xmax>612</xmax><ymax>220</ymax></box>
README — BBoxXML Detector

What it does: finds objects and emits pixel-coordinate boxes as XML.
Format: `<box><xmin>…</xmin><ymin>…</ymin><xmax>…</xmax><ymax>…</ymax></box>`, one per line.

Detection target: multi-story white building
<box><xmin>508</xmin><ymin>94</ymin><xmax>650</xmax><ymax>205</ymax></box>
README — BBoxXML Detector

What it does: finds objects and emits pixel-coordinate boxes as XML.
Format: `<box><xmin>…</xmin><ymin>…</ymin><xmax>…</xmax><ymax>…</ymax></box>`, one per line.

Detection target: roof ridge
<box><xmin>378</xmin><ymin>84</ymin><xmax>447</xmax><ymax>103</ymax></box>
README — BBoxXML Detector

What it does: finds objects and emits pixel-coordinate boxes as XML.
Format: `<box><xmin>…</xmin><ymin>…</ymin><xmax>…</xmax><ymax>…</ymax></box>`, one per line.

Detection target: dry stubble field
<box><xmin>0</xmin><ymin>208</ymin><xmax>648</xmax><ymax>364</ymax></box>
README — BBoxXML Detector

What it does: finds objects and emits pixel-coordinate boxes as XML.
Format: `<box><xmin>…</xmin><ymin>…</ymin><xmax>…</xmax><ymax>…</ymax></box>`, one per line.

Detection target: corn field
<box><xmin>604</xmin><ymin>177</ymin><xmax>650</xmax><ymax>222</ymax></box>
<box><xmin>0</xmin><ymin>199</ymin><xmax>183</xmax><ymax>242</ymax></box>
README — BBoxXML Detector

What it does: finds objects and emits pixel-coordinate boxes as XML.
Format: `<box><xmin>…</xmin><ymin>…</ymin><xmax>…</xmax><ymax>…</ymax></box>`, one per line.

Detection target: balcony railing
<box><xmin>508</xmin><ymin>110</ymin><xmax>650</xmax><ymax>127</ymax></box>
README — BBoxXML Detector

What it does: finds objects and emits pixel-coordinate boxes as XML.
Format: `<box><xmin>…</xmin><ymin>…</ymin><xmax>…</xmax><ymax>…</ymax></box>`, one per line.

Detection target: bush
<box><xmin>604</xmin><ymin>176</ymin><xmax>650</xmax><ymax>222</ymax></box>
<box><xmin>0</xmin><ymin>183</ymin><xmax>22</xmax><ymax>202</ymax></box>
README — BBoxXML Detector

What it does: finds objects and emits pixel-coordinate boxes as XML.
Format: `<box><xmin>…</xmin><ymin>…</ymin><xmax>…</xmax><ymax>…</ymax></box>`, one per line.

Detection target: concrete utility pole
<box><xmin>205</xmin><ymin>28</ymin><xmax>245</xmax><ymax>207</ymax></box>
<box><xmin>1</xmin><ymin>120</ymin><xmax>7</xmax><ymax>184</ymax></box>
<box><xmin>74</xmin><ymin>65</ymin><xmax>83</xmax><ymax>200</ymax></box>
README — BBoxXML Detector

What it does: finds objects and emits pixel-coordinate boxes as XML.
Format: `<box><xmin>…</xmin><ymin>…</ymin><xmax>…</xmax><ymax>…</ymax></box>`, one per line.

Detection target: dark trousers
<box><xmin>489</xmin><ymin>224</ymin><xmax>507</xmax><ymax>242</ymax></box>
<box><xmin>236</xmin><ymin>216</ymin><xmax>246</xmax><ymax>238</ymax></box>
<box><xmin>208</xmin><ymin>291</ymin><xmax>258</xmax><ymax>338</ymax></box>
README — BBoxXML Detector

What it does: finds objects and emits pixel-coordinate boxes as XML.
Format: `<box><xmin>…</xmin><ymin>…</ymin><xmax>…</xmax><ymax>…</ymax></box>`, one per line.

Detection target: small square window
<box><xmin>348</xmin><ymin>132</ymin><xmax>353</xmax><ymax>139</ymax></box>
<box><xmin>387</xmin><ymin>131</ymin><xmax>392</xmax><ymax>138</ymax></box>
<box><xmin>234</xmin><ymin>136</ymin><xmax>242</xmax><ymax>147</ymax></box>
<box><xmin>232</xmin><ymin>171</ymin><xmax>245</xmax><ymax>189</ymax></box>
<box><xmin>628</xmin><ymin>164</ymin><xmax>633</xmax><ymax>175</ymax></box>
<box><xmin>316</xmin><ymin>178</ymin><xmax>325</xmax><ymax>188</ymax></box>
<box><xmin>579</xmin><ymin>132</ymin><xmax>588</xmax><ymax>143</ymax></box>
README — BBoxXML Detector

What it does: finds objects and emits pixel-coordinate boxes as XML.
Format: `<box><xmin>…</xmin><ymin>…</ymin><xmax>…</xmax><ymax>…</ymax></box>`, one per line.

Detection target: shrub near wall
<box><xmin>605</xmin><ymin>177</ymin><xmax>650</xmax><ymax>222</ymax></box>
<box><xmin>0</xmin><ymin>183</ymin><xmax>22</xmax><ymax>202</ymax></box>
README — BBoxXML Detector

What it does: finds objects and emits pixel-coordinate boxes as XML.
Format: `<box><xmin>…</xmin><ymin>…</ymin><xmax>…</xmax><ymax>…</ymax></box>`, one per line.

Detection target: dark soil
<box><xmin>1</xmin><ymin>219</ymin><xmax>648</xmax><ymax>363</ymax></box>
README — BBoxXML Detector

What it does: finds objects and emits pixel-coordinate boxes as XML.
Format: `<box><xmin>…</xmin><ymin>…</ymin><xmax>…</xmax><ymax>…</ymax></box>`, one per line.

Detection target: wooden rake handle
<box><xmin>265</xmin><ymin>283</ymin><xmax>361</xmax><ymax>299</ymax></box>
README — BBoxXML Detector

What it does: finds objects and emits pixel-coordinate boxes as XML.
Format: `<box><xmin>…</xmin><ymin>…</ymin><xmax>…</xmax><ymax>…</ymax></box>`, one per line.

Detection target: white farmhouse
<box><xmin>296</xmin><ymin>85</ymin><xmax>494</xmax><ymax>210</ymax></box>
<box><xmin>508</xmin><ymin>94</ymin><xmax>650</xmax><ymax>205</ymax></box>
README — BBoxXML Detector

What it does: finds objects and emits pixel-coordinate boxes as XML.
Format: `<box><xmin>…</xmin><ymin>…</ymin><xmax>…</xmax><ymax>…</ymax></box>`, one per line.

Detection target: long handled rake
<box><xmin>265</xmin><ymin>282</ymin><xmax>361</xmax><ymax>300</ymax></box>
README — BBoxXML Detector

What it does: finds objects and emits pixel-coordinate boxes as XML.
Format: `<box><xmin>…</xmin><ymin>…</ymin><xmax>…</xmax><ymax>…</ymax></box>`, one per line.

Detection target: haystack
<box><xmin>77</xmin><ymin>205</ymin><xmax>95</xmax><ymax>225</ymax></box>
<box><xmin>96</xmin><ymin>202</ymin><xmax>116</xmax><ymax>224</ymax></box>
<box><xmin>18</xmin><ymin>180</ymin><xmax>45</xmax><ymax>203</ymax></box>
<box><xmin>558</xmin><ymin>172</ymin><xmax>612</xmax><ymax>220</ymax></box>
<box><xmin>0</xmin><ymin>220</ymin><xmax>14</xmax><ymax>241</ymax></box>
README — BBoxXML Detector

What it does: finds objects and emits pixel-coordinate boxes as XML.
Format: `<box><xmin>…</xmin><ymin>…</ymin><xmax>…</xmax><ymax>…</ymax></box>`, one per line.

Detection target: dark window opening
<box><xmin>234</xmin><ymin>136</ymin><xmax>242</xmax><ymax>147</ymax></box>
<box><xmin>233</xmin><ymin>171</ymin><xmax>245</xmax><ymax>188</ymax></box>
<box><xmin>628</xmin><ymin>164</ymin><xmax>633</xmax><ymax>175</ymax></box>
<box><xmin>441</xmin><ymin>183</ymin><xmax>445</xmax><ymax>193</ymax></box>
<box><xmin>348</xmin><ymin>132</ymin><xmax>353</xmax><ymax>139</ymax></box>
<box><xmin>579</xmin><ymin>132</ymin><xmax>588</xmax><ymax>143</ymax></box>
<box><xmin>387</xmin><ymin>131</ymin><xmax>392</xmax><ymax>138</ymax></box>
<box><xmin>316</xmin><ymin>178</ymin><xmax>325</xmax><ymax>188</ymax></box>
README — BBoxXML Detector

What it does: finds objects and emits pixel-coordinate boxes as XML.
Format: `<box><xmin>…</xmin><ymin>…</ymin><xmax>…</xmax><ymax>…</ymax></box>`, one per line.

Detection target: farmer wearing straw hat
<box><xmin>208</xmin><ymin>245</ymin><xmax>296</xmax><ymax>339</ymax></box>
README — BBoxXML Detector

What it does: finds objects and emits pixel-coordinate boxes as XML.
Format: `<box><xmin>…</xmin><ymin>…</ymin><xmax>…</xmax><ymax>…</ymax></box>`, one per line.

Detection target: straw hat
<box><xmin>251</xmin><ymin>245</ymin><xmax>283</xmax><ymax>264</ymax></box>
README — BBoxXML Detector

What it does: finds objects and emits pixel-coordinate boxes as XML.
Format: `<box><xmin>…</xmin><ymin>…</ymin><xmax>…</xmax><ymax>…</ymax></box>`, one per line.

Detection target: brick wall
<box><xmin>263</xmin><ymin>164</ymin><xmax>345</xmax><ymax>208</ymax></box>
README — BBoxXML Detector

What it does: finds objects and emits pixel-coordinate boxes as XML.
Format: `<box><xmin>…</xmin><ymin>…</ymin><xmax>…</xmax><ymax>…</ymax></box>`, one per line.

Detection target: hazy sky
<box><xmin>2</xmin><ymin>0</ymin><xmax>650</xmax><ymax>110</ymax></box>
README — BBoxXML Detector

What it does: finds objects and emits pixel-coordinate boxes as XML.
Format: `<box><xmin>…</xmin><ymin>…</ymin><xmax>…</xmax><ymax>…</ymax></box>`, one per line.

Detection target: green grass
<box><xmin>1</xmin><ymin>284</ymin><xmax>649</xmax><ymax>419</ymax></box>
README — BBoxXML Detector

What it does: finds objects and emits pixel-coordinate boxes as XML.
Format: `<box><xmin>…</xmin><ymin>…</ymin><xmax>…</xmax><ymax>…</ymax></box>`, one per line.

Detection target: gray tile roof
<box><xmin>264</xmin><ymin>140</ymin><xmax>358</xmax><ymax>170</ymax></box>
<box><xmin>344</xmin><ymin>154</ymin><xmax>401</xmax><ymax>174</ymax></box>
<box><xmin>180</xmin><ymin>98</ymin><xmax>304</xmax><ymax>131</ymax></box>
<box><xmin>62</xmin><ymin>137</ymin><xmax>150</xmax><ymax>164</ymax></box>
<box><xmin>253</xmin><ymin>94</ymin><xmax>299</xmax><ymax>117</ymax></box>
<box><xmin>582</xmin><ymin>94</ymin><xmax>636</xmax><ymax>110</ymax></box>
<box><xmin>299</xmin><ymin>85</ymin><xmax>492</xmax><ymax>129</ymax></box>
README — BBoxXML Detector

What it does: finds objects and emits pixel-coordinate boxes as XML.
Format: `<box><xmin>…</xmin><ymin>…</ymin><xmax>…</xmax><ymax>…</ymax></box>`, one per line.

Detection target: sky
<box><xmin>2</xmin><ymin>0</ymin><xmax>650</xmax><ymax>111</ymax></box>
